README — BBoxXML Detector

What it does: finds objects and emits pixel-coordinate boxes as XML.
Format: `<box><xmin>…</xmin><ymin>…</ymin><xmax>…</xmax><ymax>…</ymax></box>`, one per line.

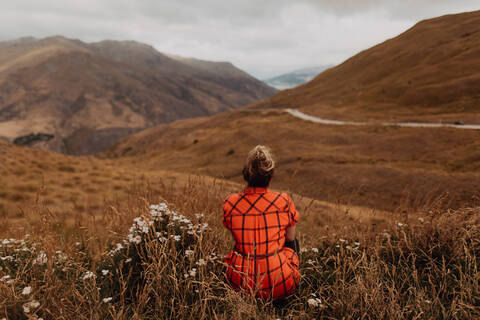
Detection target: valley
<box><xmin>1</xmin><ymin>8</ymin><xmax>480</xmax><ymax>319</ymax></box>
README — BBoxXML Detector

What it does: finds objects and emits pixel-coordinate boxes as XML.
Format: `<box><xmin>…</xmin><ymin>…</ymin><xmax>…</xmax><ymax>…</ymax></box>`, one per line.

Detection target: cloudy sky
<box><xmin>2</xmin><ymin>1</ymin><xmax>479</xmax><ymax>79</ymax></box>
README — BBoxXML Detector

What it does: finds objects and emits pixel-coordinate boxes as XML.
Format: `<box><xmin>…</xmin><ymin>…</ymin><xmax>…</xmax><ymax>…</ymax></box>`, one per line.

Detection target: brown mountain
<box><xmin>104</xmin><ymin>11</ymin><xmax>480</xmax><ymax>211</ymax></box>
<box><xmin>253</xmin><ymin>10</ymin><xmax>480</xmax><ymax>123</ymax></box>
<box><xmin>0</xmin><ymin>36</ymin><xmax>276</xmax><ymax>154</ymax></box>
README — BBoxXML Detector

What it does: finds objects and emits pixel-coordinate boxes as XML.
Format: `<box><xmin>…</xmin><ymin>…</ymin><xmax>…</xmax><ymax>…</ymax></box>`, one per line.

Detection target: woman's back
<box><xmin>222</xmin><ymin>145</ymin><xmax>301</xmax><ymax>300</ymax></box>
<box><xmin>223</xmin><ymin>187</ymin><xmax>299</xmax><ymax>257</ymax></box>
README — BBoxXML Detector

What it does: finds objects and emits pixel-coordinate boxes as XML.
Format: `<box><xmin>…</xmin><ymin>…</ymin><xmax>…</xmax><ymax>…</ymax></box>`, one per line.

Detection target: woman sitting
<box><xmin>223</xmin><ymin>145</ymin><xmax>300</xmax><ymax>300</ymax></box>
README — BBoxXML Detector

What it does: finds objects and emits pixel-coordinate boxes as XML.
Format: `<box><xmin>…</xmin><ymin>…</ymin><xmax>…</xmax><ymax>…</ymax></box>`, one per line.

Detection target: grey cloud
<box><xmin>1</xmin><ymin>1</ymin><xmax>478</xmax><ymax>78</ymax></box>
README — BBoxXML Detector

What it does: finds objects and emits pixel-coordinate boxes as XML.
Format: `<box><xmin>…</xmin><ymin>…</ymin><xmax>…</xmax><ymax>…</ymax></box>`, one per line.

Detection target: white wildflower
<box><xmin>125</xmin><ymin>258</ymin><xmax>132</xmax><ymax>263</ymax></box>
<box><xmin>195</xmin><ymin>213</ymin><xmax>204</xmax><ymax>219</ymax></box>
<box><xmin>1</xmin><ymin>275</ymin><xmax>11</xmax><ymax>281</ymax></box>
<box><xmin>185</xmin><ymin>250</ymin><xmax>194</xmax><ymax>257</ymax></box>
<box><xmin>22</xmin><ymin>286</ymin><xmax>32</xmax><ymax>295</ymax></box>
<box><xmin>397</xmin><ymin>222</ymin><xmax>404</xmax><ymax>227</ymax></box>
<box><xmin>103</xmin><ymin>297</ymin><xmax>113</xmax><ymax>303</ymax></box>
<box><xmin>23</xmin><ymin>305</ymin><xmax>31</xmax><ymax>314</ymax></box>
<box><xmin>418</xmin><ymin>217</ymin><xmax>424</xmax><ymax>223</ymax></box>
<box><xmin>425</xmin><ymin>299</ymin><xmax>432</xmax><ymax>304</ymax></box>
<box><xmin>346</xmin><ymin>246</ymin><xmax>352</xmax><ymax>250</ymax></box>
<box><xmin>56</xmin><ymin>251</ymin><xmax>66</xmax><ymax>262</ymax></box>
<box><xmin>339</xmin><ymin>239</ymin><xmax>346</xmax><ymax>243</ymax></box>
<box><xmin>311</xmin><ymin>247</ymin><xmax>319</xmax><ymax>253</ymax></box>
<box><xmin>101</xmin><ymin>269</ymin><xmax>109</xmax><ymax>276</ymax></box>
<box><xmin>354</xmin><ymin>242</ymin><xmax>360</xmax><ymax>247</ymax></box>
<box><xmin>300</xmin><ymin>248</ymin><xmax>308</xmax><ymax>253</ymax></box>
<box><xmin>196</xmin><ymin>258</ymin><xmax>207</xmax><ymax>266</ymax></box>
<box><xmin>6</xmin><ymin>279</ymin><xmax>14</xmax><ymax>284</ymax></box>
<box><xmin>22</xmin><ymin>300</ymin><xmax>40</xmax><ymax>313</ymax></box>
<box><xmin>0</xmin><ymin>256</ymin><xmax>13</xmax><ymax>261</ymax></box>
<box><xmin>306</xmin><ymin>259</ymin><xmax>315</xmax><ymax>265</ymax></box>
<box><xmin>34</xmin><ymin>252</ymin><xmax>47</xmax><ymax>265</ymax></box>
<box><xmin>307</xmin><ymin>298</ymin><xmax>323</xmax><ymax>307</ymax></box>
<box><xmin>128</xmin><ymin>234</ymin><xmax>142</xmax><ymax>244</ymax></box>
<box><xmin>189</xmin><ymin>268</ymin><xmax>197</xmax><ymax>277</ymax></box>
<box><xmin>82</xmin><ymin>271</ymin><xmax>96</xmax><ymax>280</ymax></box>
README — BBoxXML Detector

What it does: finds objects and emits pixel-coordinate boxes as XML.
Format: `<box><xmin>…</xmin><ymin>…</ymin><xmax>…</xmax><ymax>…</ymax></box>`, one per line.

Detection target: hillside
<box><xmin>264</xmin><ymin>65</ymin><xmax>332</xmax><ymax>89</ymax></box>
<box><xmin>0</xmin><ymin>36</ymin><xmax>276</xmax><ymax>154</ymax></box>
<box><xmin>0</xmin><ymin>140</ymin><xmax>392</xmax><ymax>240</ymax></box>
<box><xmin>105</xmin><ymin>109</ymin><xmax>480</xmax><ymax>211</ymax></box>
<box><xmin>2</xmin><ymin>139</ymin><xmax>479</xmax><ymax>319</ymax></box>
<box><xmin>253</xmin><ymin>10</ymin><xmax>480</xmax><ymax>123</ymax></box>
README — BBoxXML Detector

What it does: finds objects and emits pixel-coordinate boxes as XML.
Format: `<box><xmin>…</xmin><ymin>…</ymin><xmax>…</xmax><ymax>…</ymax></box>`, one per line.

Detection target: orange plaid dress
<box><xmin>223</xmin><ymin>187</ymin><xmax>300</xmax><ymax>300</ymax></box>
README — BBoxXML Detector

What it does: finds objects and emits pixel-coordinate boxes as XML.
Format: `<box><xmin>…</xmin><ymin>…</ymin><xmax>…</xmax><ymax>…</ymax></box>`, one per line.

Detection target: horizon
<box><xmin>1</xmin><ymin>1</ymin><xmax>479</xmax><ymax>79</ymax></box>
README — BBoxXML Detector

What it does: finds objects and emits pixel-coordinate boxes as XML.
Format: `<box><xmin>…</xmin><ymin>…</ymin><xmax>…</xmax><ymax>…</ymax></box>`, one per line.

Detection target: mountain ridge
<box><xmin>264</xmin><ymin>65</ymin><xmax>333</xmax><ymax>89</ymax></box>
<box><xmin>0</xmin><ymin>36</ymin><xmax>276</xmax><ymax>154</ymax></box>
<box><xmin>253</xmin><ymin>10</ymin><xmax>480</xmax><ymax>123</ymax></box>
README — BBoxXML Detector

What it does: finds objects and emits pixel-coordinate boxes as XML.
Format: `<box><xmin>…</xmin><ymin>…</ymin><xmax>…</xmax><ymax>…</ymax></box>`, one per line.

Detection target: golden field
<box><xmin>1</xmin><ymin>138</ymin><xmax>479</xmax><ymax>319</ymax></box>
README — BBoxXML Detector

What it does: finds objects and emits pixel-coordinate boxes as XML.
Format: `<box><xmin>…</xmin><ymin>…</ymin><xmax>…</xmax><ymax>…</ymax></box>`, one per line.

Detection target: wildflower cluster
<box><xmin>96</xmin><ymin>202</ymin><xmax>219</xmax><ymax>303</ymax></box>
<box><xmin>0</xmin><ymin>236</ymin><xmax>81</xmax><ymax>319</ymax></box>
<box><xmin>0</xmin><ymin>236</ymin><xmax>79</xmax><ymax>282</ymax></box>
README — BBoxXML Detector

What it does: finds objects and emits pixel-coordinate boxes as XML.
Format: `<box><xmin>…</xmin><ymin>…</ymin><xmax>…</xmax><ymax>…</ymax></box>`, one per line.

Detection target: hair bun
<box><xmin>246</xmin><ymin>145</ymin><xmax>275</xmax><ymax>176</ymax></box>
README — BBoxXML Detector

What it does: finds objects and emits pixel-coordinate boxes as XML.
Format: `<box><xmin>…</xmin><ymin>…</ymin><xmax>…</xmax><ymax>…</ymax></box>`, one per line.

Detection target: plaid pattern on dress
<box><xmin>223</xmin><ymin>187</ymin><xmax>300</xmax><ymax>300</ymax></box>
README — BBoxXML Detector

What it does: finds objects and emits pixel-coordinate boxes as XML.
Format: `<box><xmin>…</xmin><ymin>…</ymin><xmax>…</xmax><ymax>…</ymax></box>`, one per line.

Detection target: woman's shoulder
<box><xmin>266</xmin><ymin>190</ymin><xmax>293</xmax><ymax>206</ymax></box>
<box><xmin>223</xmin><ymin>193</ymin><xmax>241</xmax><ymax>206</ymax></box>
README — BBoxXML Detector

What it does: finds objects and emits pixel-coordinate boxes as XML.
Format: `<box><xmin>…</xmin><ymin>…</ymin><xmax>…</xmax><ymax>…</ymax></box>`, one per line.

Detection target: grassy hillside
<box><xmin>1</xmin><ymin>146</ymin><xmax>479</xmax><ymax>318</ymax></box>
<box><xmin>105</xmin><ymin>109</ymin><xmax>480</xmax><ymax>211</ymax></box>
<box><xmin>0</xmin><ymin>141</ymin><xmax>394</xmax><ymax>240</ymax></box>
<box><xmin>252</xmin><ymin>10</ymin><xmax>480</xmax><ymax>123</ymax></box>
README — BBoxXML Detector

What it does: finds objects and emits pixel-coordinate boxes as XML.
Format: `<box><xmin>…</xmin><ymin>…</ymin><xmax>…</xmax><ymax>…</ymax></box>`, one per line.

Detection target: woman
<box><xmin>223</xmin><ymin>145</ymin><xmax>300</xmax><ymax>300</ymax></box>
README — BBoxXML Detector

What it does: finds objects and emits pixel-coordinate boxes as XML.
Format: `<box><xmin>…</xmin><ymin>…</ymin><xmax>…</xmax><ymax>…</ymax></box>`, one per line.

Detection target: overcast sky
<box><xmin>1</xmin><ymin>1</ymin><xmax>479</xmax><ymax>79</ymax></box>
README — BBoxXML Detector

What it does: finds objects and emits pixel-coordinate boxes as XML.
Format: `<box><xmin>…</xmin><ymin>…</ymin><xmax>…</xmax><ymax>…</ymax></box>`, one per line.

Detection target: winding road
<box><xmin>285</xmin><ymin>109</ymin><xmax>480</xmax><ymax>130</ymax></box>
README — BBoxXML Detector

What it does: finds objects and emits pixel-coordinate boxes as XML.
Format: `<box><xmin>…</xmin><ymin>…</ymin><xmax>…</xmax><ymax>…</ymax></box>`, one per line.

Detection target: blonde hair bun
<box><xmin>243</xmin><ymin>146</ymin><xmax>275</xmax><ymax>187</ymax></box>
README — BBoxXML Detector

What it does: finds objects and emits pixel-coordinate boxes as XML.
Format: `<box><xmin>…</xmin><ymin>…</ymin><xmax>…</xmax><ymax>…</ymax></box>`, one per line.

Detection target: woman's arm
<box><xmin>285</xmin><ymin>225</ymin><xmax>296</xmax><ymax>242</ymax></box>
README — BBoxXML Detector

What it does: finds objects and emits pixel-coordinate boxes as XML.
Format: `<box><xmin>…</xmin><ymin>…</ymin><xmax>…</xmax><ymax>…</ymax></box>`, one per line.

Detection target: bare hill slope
<box><xmin>0</xmin><ymin>36</ymin><xmax>276</xmax><ymax>154</ymax></box>
<box><xmin>253</xmin><ymin>10</ymin><xmax>480</xmax><ymax>123</ymax></box>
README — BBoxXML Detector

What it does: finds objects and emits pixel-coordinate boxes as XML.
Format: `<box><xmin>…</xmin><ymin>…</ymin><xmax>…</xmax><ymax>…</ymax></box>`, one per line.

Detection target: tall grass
<box><xmin>1</xmin><ymin>177</ymin><xmax>479</xmax><ymax>319</ymax></box>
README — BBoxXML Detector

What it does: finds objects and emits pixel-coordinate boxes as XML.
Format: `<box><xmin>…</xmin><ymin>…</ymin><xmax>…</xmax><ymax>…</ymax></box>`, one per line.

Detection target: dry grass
<box><xmin>1</xmin><ymin>175</ymin><xmax>479</xmax><ymax>319</ymax></box>
<box><xmin>1</xmin><ymin>139</ymin><xmax>479</xmax><ymax>319</ymax></box>
<box><xmin>105</xmin><ymin>110</ymin><xmax>480</xmax><ymax>212</ymax></box>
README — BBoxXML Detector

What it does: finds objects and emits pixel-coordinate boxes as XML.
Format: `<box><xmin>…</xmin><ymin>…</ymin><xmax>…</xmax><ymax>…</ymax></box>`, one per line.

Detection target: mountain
<box><xmin>0</xmin><ymin>36</ymin><xmax>276</xmax><ymax>154</ymax></box>
<box><xmin>103</xmin><ymin>11</ymin><xmax>480</xmax><ymax>211</ymax></box>
<box><xmin>253</xmin><ymin>10</ymin><xmax>480</xmax><ymax>123</ymax></box>
<box><xmin>264</xmin><ymin>66</ymin><xmax>333</xmax><ymax>89</ymax></box>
